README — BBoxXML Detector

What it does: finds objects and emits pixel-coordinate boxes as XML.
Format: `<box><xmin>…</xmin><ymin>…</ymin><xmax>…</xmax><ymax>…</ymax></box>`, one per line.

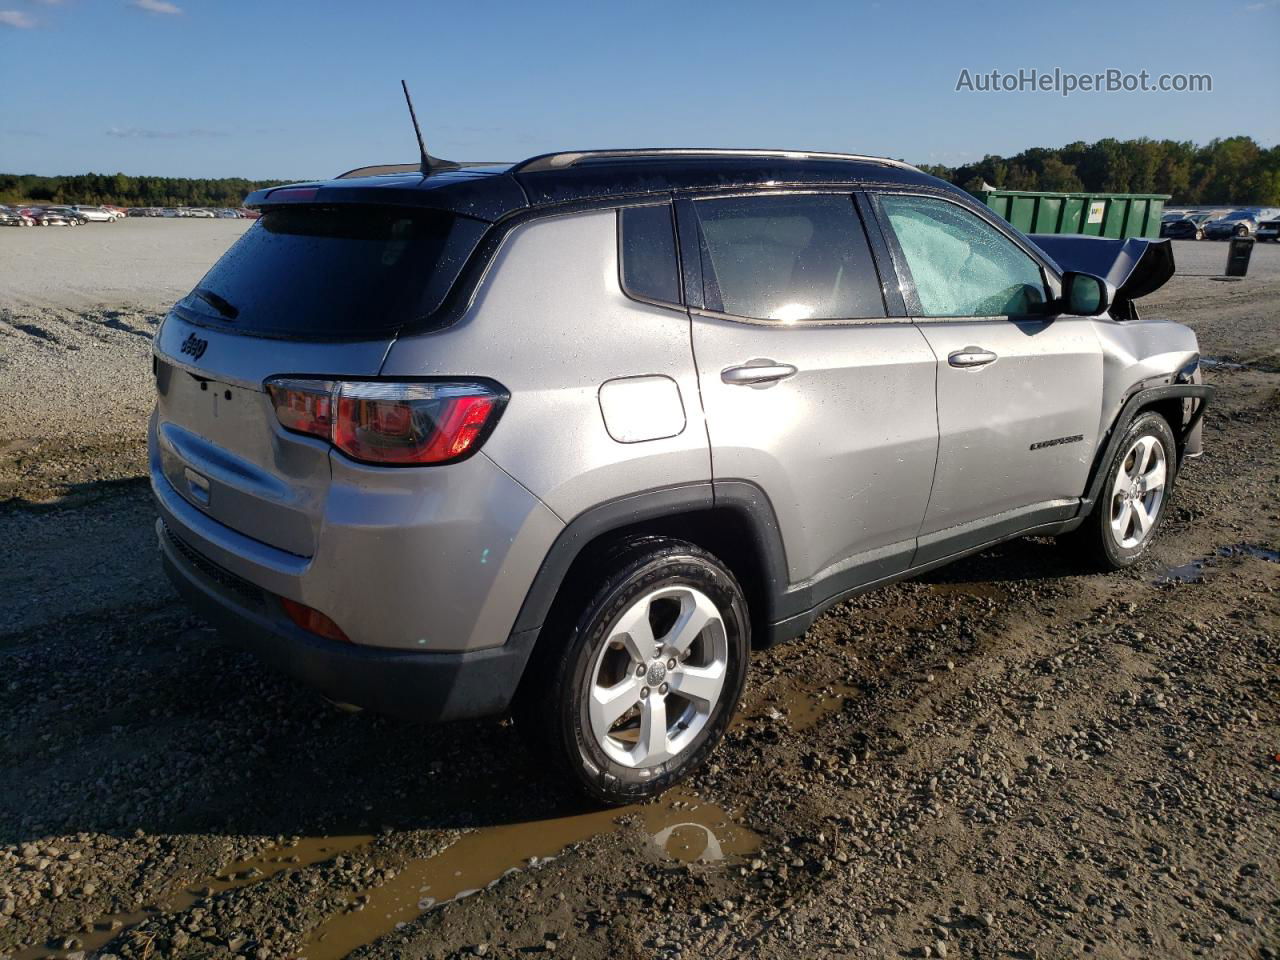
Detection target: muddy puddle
<box><xmin>1199</xmin><ymin>356</ymin><xmax>1248</xmax><ymax>371</ymax></box>
<box><xmin>754</xmin><ymin>683</ymin><xmax>860</xmax><ymax>733</ymax></box>
<box><xmin>19</xmin><ymin>791</ymin><xmax>756</xmax><ymax>960</ymax></box>
<box><xmin>12</xmin><ymin>834</ymin><xmax>374</xmax><ymax>960</ymax></box>
<box><xmin>1156</xmin><ymin>543</ymin><xmax>1279</xmax><ymax>585</ymax></box>
<box><xmin>1200</xmin><ymin>356</ymin><xmax>1280</xmax><ymax>374</ymax></box>
<box><xmin>299</xmin><ymin>790</ymin><xmax>757</xmax><ymax>960</ymax></box>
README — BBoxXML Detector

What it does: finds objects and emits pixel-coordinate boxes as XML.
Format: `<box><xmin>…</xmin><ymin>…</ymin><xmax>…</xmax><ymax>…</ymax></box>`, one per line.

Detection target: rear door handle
<box><xmin>948</xmin><ymin>347</ymin><xmax>998</xmax><ymax>368</ymax></box>
<box><xmin>721</xmin><ymin>360</ymin><xmax>798</xmax><ymax>386</ymax></box>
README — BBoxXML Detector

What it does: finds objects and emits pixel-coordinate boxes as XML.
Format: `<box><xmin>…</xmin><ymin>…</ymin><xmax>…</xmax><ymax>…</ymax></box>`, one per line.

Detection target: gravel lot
<box><xmin>0</xmin><ymin>225</ymin><xmax>1276</xmax><ymax>960</ymax></box>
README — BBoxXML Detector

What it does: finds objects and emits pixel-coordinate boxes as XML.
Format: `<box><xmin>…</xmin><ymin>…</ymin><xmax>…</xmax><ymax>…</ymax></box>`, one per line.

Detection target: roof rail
<box><xmin>336</xmin><ymin>163</ymin><xmax>424</xmax><ymax>179</ymax></box>
<box><xmin>510</xmin><ymin>148</ymin><xmax>923</xmax><ymax>175</ymax></box>
<box><xmin>335</xmin><ymin>160</ymin><xmax>511</xmax><ymax>179</ymax></box>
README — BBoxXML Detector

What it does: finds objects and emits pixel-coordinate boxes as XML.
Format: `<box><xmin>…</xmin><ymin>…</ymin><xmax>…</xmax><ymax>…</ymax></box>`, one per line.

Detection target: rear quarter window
<box><xmin>618</xmin><ymin>203</ymin><xmax>682</xmax><ymax>306</ymax></box>
<box><xmin>177</xmin><ymin>206</ymin><xmax>487</xmax><ymax>338</ymax></box>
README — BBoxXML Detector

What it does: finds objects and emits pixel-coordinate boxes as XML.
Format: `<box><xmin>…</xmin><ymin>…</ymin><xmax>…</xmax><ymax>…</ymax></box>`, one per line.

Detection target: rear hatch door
<box><xmin>153</xmin><ymin>203</ymin><xmax>487</xmax><ymax>556</ymax></box>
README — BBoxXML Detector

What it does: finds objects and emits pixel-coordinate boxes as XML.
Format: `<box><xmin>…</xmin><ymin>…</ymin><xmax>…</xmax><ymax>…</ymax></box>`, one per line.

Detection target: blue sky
<box><xmin>1</xmin><ymin>0</ymin><xmax>1277</xmax><ymax>179</ymax></box>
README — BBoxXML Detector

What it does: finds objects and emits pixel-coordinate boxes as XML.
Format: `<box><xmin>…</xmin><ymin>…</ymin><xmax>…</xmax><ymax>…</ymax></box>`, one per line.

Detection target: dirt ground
<box><xmin>0</xmin><ymin>227</ymin><xmax>1276</xmax><ymax>960</ymax></box>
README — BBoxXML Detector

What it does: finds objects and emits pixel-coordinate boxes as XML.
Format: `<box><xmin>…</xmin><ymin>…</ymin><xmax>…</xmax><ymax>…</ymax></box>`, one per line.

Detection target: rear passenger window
<box><xmin>692</xmin><ymin>194</ymin><xmax>884</xmax><ymax>321</ymax></box>
<box><xmin>619</xmin><ymin>204</ymin><xmax>682</xmax><ymax>306</ymax></box>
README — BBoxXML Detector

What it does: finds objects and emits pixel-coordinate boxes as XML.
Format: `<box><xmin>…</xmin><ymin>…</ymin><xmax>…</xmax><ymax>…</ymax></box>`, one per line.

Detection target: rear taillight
<box><xmin>265</xmin><ymin>378</ymin><xmax>506</xmax><ymax>466</ymax></box>
<box><xmin>267</xmin><ymin>378</ymin><xmax>335</xmax><ymax>436</ymax></box>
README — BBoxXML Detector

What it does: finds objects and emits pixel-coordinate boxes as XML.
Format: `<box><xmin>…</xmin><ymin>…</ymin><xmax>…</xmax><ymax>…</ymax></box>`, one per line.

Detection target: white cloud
<box><xmin>1244</xmin><ymin>0</ymin><xmax>1278</xmax><ymax>9</ymax></box>
<box><xmin>0</xmin><ymin>9</ymin><xmax>36</xmax><ymax>27</ymax></box>
<box><xmin>131</xmin><ymin>0</ymin><xmax>182</xmax><ymax>14</ymax></box>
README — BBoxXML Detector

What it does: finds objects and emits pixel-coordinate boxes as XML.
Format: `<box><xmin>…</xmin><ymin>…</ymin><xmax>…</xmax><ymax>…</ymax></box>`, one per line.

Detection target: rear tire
<box><xmin>515</xmin><ymin>538</ymin><xmax>750</xmax><ymax>805</ymax></box>
<box><xmin>1063</xmin><ymin>411</ymin><xmax>1176</xmax><ymax>570</ymax></box>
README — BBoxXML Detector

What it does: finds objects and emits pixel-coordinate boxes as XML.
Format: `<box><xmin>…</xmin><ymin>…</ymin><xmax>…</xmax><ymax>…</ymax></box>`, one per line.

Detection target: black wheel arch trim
<box><xmin>509</xmin><ymin>480</ymin><xmax>791</xmax><ymax>638</ymax></box>
<box><xmin>1078</xmin><ymin>382</ymin><xmax>1214</xmax><ymax>517</ymax></box>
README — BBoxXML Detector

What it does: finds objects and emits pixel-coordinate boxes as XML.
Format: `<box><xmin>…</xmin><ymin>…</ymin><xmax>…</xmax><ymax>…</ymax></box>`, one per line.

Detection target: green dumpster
<box><xmin>976</xmin><ymin>188</ymin><xmax>1169</xmax><ymax>239</ymax></box>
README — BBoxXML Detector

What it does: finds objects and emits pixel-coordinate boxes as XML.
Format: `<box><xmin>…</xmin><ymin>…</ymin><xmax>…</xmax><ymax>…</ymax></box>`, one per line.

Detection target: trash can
<box><xmin>1226</xmin><ymin>236</ymin><xmax>1254</xmax><ymax>277</ymax></box>
<box><xmin>977</xmin><ymin>189</ymin><xmax>1170</xmax><ymax>239</ymax></box>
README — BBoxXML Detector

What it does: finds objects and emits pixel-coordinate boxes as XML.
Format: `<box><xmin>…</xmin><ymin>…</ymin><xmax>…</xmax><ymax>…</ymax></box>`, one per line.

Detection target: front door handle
<box><xmin>721</xmin><ymin>360</ymin><xmax>798</xmax><ymax>386</ymax></box>
<box><xmin>948</xmin><ymin>347</ymin><xmax>998</xmax><ymax>368</ymax></box>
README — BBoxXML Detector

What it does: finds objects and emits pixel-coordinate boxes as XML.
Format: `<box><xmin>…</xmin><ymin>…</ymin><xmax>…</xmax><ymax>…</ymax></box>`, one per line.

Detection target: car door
<box><xmin>681</xmin><ymin>192</ymin><xmax>939</xmax><ymax>608</ymax></box>
<box><xmin>871</xmin><ymin>191</ymin><xmax>1103</xmax><ymax>563</ymax></box>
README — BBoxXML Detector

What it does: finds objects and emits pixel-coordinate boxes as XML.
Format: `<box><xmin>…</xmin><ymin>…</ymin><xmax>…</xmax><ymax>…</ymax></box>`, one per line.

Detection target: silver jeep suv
<box><xmin>151</xmin><ymin>148</ymin><xmax>1212</xmax><ymax>803</ymax></box>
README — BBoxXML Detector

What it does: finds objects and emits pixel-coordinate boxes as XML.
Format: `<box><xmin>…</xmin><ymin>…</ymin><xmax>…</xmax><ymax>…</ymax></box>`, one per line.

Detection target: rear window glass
<box><xmin>618</xmin><ymin>204</ymin><xmax>681</xmax><ymax>305</ymax></box>
<box><xmin>177</xmin><ymin>206</ymin><xmax>487</xmax><ymax>338</ymax></box>
<box><xmin>693</xmin><ymin>194</ymin><xmax>885</xmax><ymax>321</ymax></box>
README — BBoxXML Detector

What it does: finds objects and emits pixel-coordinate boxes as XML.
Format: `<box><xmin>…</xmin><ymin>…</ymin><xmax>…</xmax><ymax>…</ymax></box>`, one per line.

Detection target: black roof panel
<box><xmin>245</xmin><ymin>149</ymin><xmax>955</xmax><ymax>222</ymax></box>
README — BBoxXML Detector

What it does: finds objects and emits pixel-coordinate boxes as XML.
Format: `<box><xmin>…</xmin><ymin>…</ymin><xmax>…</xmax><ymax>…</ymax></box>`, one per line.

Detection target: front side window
<box><xmin>692</xmin><ymin>194</ymin><xmax>885</xmax><ymax>322</ymax></box>
<box><xmin>878</xmin><ymin>194</ymin><xmax>1047</xmax><ymax>317</ymax></box>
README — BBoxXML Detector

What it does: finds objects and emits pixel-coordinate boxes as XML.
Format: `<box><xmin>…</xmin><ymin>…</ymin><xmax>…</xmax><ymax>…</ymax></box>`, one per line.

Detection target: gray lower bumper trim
<box><xmin>158</xmin><ymin>520</ymin><xmax>535</xmax><ymax>722</ymax></box>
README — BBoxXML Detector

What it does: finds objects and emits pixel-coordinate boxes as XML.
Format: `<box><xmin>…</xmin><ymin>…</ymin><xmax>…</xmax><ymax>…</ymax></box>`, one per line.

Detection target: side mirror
<box><xmin>1062</xmin><ymin>271</ymin><xmax>1112</xmax><ymax>316</ymax></box>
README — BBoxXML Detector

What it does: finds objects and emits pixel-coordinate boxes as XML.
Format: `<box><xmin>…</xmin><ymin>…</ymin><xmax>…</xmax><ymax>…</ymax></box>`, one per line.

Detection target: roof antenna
<box><xmin>401</xmin><ymin>79</ymin><xmax>432</xmax><ymax>176</ymax></box>
<box><xmin>400</xmin><ymin>80</ymin><xmax>461</xmax><ymax>175</ymax></box>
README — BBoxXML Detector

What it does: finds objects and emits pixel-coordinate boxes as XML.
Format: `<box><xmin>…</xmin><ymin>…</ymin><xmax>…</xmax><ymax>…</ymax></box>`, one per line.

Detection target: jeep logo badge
<box><xmin>180</xmin><ymin>332</ymin><xmax>209</xmax><ymax>361</ymax></box>
<box><xmin>646</xmin><ymin>660</ymin><xmax>667</xmax><ymax>686</ymax></box>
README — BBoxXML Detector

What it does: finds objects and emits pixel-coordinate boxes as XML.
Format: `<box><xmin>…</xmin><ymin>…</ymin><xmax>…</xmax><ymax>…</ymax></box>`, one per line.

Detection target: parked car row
<box><xmin>1160</xmin><ymin>206</ymin><xmax>1280</xmax><ymax>240</ymax></box>
<box><xmin>0</xmin><ymin>204</ymin><xmax>93</xmax><ymax>226</ymax></box>
<box><xmin>1159</xmin><ymin>211</ymin><xmax>1214</xmax><ymax>240</ymax></box>
<box><xmin>0</xmin><ymin>203</ymin><xmax>259</xmax><ymax>225</ymax></box>
<box><xmin>127</xmin><ymin>207</ymin><xmax>259</xmax><ymax>219</ymax></box>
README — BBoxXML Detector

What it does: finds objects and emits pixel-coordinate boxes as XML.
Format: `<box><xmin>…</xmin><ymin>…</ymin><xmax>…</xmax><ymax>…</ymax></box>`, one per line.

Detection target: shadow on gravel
<box><xmin>0</xmin><ymin>475</ymin><xmax>150</xmax><ymax>513</ymax></box>
<box><xmin>4</xmin><ymin>605</ymin><xmax>759</xmax><ymax>958</ymax></box>
<box><xmin>3</xmin><ymin>664</ymin><xmax>584</xmax><ymax>849</ymax></box>
<box><xmin>917</xmin><ymin>535</ymin><xmax>1086</xmax><ymax>587</ymax></box>
<box><xmin>95</xmin><ymin>309</ymin><xmax>162</xmax><ymax>341</ymax></box>
<box><xmin>3</xmin><ymin>531</ymin><xmax>1100</xmax><ymax>851</ymax></box>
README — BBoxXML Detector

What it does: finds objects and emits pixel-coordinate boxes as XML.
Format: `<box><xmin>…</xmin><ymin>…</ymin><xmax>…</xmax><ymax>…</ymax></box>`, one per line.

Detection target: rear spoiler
<box><xmin>241</xmin><ymin>170</ymin><xmax>525</xmax><ymax>222</ymax></box>
<box><xmin>1031</xmin><ymin>234</ymin><xmax>1175</xmax><ymax>318</ymax></box>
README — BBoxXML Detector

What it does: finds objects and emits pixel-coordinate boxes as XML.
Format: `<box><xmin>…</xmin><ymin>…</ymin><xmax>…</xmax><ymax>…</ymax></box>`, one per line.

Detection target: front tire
<box><xmin>1064</xmin><ymin>411</ymin><xmax>1177</xmax><ymax>570</ymax></box>
<box><xmin>517</xmin><ymin>539</ymin><xmax>750</xmax><ymax>805</ymax></box>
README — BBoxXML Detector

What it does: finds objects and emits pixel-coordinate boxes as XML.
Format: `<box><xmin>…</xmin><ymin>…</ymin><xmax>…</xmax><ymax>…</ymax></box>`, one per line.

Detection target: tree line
<box><xmin>919</xmin><ymin>136</ymin><xmax>1280</xmax><ymax>205</ymax></box>
<box><xmin>2</xmin><ymin>135</ymin><xmax>1277</xmax><ymax>208</ymax></box>
<box><xmin>0</xmin><ymin>172</ymin><xmax>288</xmax><ymax>208</ymax></box>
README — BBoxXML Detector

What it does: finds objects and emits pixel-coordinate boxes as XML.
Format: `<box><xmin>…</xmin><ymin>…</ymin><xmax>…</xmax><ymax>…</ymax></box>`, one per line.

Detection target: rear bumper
<box><xmin>159</xmin><ymin>518</ymin><xmax>536</xmax><ymax>721</ymax></box>
<box><xmin>147</xmin><ymin>402</ymin><xmax>563</xmax><ymax>654</ymax></box>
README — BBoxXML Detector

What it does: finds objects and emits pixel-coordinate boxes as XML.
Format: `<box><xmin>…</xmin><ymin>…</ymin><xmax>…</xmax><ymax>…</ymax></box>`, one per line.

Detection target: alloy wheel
<box><xmin>587</xmin><ymin>585</ymin><xmax>728</xmax><ymax>769</ymax></box>
<box><xmin>1110</xmin><ymin>435</ymin><xmax>1167</xmax><ymax>549</ymax></box>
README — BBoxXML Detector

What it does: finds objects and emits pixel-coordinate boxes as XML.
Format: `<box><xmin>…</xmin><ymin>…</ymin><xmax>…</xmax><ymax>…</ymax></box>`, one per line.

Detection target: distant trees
<box><xmin>0</xmin><ymin>172</ymin><xmax>288</xmax><ymax>207</ymax></box>
<box><xmin>4</xmin><ymin>135</ymin><xmax>1278</xmax><ymax>207</ymax></box>
<box><xmin>919</xmin><ymin>136</ymin><xmax>1280</xmax><ymax>204</ymax></box>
